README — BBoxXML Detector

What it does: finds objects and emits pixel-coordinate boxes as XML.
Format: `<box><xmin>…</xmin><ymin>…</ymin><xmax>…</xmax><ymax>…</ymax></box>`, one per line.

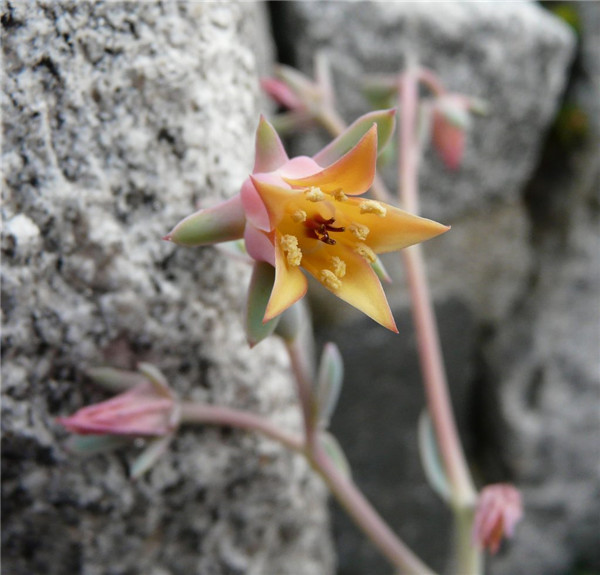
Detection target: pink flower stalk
<box><xmin>473</xmin><ymin>483</ymin><xmax>523</xmax><ymax>554</ymax></box>
<box><xmin>432</xmin><ymin>94</ymin><xmax>471</xmax><ymax>170</ymax></box>
<box><xmin>58</xmin><ymin>382</ymin><xmax>179</xmax><ymax>437</ymax></box>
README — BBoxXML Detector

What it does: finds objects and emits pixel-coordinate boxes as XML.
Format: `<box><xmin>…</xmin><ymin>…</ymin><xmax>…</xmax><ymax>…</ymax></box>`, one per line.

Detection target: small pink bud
<box><xmin>432</xmin><ymin>94</ymin><xmax>470</xmax><ymax>170</ymax></box>
<box><xmin>58</xmin><ymin>381</ymin><xmax>179</xmax><ymax>437</ymax></box>
<box><xmin>473</xmin><ymin>483</ymin><xmax>523</xmax><ymax>554</ymax></box>
<box><xmin>261</xmin><ymin>77</ymin><xmax>305</xmax><ymax>111</ymax></box>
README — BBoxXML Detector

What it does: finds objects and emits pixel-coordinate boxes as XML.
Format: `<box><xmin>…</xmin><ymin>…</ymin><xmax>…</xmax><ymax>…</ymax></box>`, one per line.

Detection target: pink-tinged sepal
<box><xmin>473</xmin><ymin>484</ymin><xmax>523</xmax><ymax>555</ymax></box>
<box><xmin>164</xmin><ymin>195</ymin><xmax>245</xmax><ymax>247</ymax></box>
<box><xmin>253</xmin><ymin>115</ymin><xmax>289</xmax><ymax>174</ymax></box>
<box><xmin>313</xmin><ymin>109</ymin><xmax>396</xmax><ymax>167</ymax></box>
<box><xmin>245</xmin><ymin>261</ymin><xmax>281</xmax><ymax>347</ymax></box>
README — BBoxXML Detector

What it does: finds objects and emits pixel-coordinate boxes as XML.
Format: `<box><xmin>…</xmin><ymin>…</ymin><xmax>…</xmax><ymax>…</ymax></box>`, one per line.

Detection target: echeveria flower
<box><xmin>166</xmin><ymin>111</ymin><xmax>448</xmax><ymax>338</ymax></box>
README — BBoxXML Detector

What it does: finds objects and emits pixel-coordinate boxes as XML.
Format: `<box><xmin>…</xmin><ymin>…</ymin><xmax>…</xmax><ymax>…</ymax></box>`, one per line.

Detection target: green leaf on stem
<box><xmin>313</xmin><ymin>109</ymin><xmax>396</xmax><ymax>167</ymax></box>
<box><xmin>137</xmin><ymin>363</ymin><xmax>172</xmax><ymax>397</ymax></box>
<box><xmin>65</xmin><ymin>434</ymin><xmax>128</xmax><ymax>456</ymax></box>
<box><xmin>86</xmin><ymin>367</ymin><xmax>147</xmax><ymax>393</ymax></box>
<box><xmin>418</xmin><ymin>410</ymin><xmax>452</xmax><ymax>504</ymax></box>
<box><xmin>319</xmin><ymin>431</ymin><xmax>352</xmax><ymax>479</ymax></box>
<box><xmin>245</xmin><ymin>261</ymin><xmax>280</xmax><ymax>347</ymax></box>
<box><xmin>315</xmin><ymin>342</ymin><xmax>344</xmax><ymax>429</ymax></box>
<box><xmin>130</xmin><ymin>434</ymin><xmax>174</xmax><ymax>480</ymax></box>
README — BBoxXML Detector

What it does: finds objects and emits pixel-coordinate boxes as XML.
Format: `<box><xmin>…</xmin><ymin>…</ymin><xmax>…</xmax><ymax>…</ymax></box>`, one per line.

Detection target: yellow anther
<box><xmin>280</xmin><ymin>234</ymin><xmax>302</xmax><ymax>266</ymax></box>
<box><xmin>305</xmin><ymin>187</ymin><xmax>326</xmax><ymax>202</ymax></box>
<box><xmin>349</xmin><ymin>223</ymin><xmax>370</xmax><ymax>241</ymax></box>
<box><xmin>332</xmin><ymin>189</ymin><xmax>348</xmax><ymax>202</ymax></box>
<box><xmin>320</xmin><ymin>269</ymin><xmax>342</xmax><ymax>290</ymax></box>
<box><xmin>354</xmin><ymin>243</ymin><xmax>376</xmax><ymax>263</ymax></box>
<box><xmin>330</xmin><ymin>256</ymin><xmax>346</xmax><ymax>278</ymax></box>
<box><xmin>360</xmin><ymin>199</ymin><xmax>387</xmax><ymax>217</ymax></box>
<box><xmin>292</xmin><ymin>210</ymin><xmax>307</xmax><ymax>223</ymax></box>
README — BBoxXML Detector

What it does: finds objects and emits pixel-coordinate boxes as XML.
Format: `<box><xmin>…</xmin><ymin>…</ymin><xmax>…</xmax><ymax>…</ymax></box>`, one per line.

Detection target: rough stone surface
<box><xmin>1</xmin><ymin>2</ymin><xmax>333</xmax><ymax>574</ymax></box>
<box><xmin>269</xmin><ymin>2</ymin><xmax>598</xmax><ymax>575</ymax></box>
<box><xmin>482</xmin><ymin>3</ymin><xmax>600</xmax><ymax>574</ymax></box>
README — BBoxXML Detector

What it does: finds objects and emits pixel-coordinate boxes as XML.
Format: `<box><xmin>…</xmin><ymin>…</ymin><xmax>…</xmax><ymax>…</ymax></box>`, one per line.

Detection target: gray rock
<box><xmin>1</xmin><ymin>2</ymin><xmax>333</xmax><ymax>574</ymax></box>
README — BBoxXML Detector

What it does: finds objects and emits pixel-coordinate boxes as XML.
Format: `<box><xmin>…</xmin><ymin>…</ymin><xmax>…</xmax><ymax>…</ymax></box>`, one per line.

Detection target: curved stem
<box><xmin>179</xmin><ymin>403</ymin><xmax>303</xmax><ymax>453</ymax></box>
<box><xmin>309</xmin><ymin>443</ymin><xmax>437</xmax><ymax>575</ymax></box>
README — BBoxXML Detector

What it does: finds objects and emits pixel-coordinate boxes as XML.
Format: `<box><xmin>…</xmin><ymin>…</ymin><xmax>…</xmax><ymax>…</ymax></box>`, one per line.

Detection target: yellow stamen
<box><xmin>349</xmin><ymin>223</ymin><xmax>370</xmax><ymax>241</ymax></box>
<box><xmin>354</xmin><ymin>243</ymin><xmax>376</xmax><ymax>263</ymax></box>
<box><xmin>280</xmin><ymin>234</ymin><xmax>302</xmax><ymax>266</ymax></box>
<box><xmin>292</xmin><ymin>209</ymin><xmax>307</xmax><ymax>223</ymax></box>
<box><xmin>332</xmin><ymin>189</ymin><xmax>348</xmax><ymax>202</ymax></box>
<box><xmin>360</xmin><ymin>199</ymin><xmax>387</xmax><ymax>217</ymax></box>
<box><xmin>306</xmin><ymin>187</ymin><xmax>326</xmax><ymax>202</ymax></box>
<box><xmin>320</xmin><ymin>269</ymin><xmax>342</xmax><ymax>290</ymax></box>
<box><xmin>330</xmin><ymin>256</ymin><xmax>346</xmax><ymax>278</ymax></box>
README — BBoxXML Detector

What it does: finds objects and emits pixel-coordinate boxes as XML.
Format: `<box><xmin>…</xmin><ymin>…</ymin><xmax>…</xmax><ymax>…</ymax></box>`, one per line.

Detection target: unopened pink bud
<box><xmin>432</xmin><ymin>95</ymin><xmax>470</xmax><ymax>170</ymax></box>
<box><xmin>473</xmin><ymin>483</ymin><xmax>523</xmax><ymax>554</ymax></box>
<box><xmin>261</xmin><ymin>77</ymin><xmax>305</xmax><ymax>111</ymax></box>
<box><xmin>58</xmin><ymin>382</ymin><xmax>179</xmax><ymax>437</ymax></box>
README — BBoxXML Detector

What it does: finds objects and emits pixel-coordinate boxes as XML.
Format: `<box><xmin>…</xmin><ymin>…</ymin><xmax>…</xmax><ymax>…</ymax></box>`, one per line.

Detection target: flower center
<box><xmin>304</xmin><ymin>214</ymin><xmax>345</xmax><ymax>245</ymax></box>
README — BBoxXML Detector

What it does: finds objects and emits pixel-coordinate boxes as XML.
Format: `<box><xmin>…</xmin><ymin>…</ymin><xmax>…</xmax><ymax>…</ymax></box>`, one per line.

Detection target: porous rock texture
<box><xmin>1</xmin><ymin>2</ymin><xmax>334</xmax><ymax>575</ymax></box>
<box><xmin>271</xmin><ymin>3</ymin><xmax>598</xmax><ymax>575</ymax></box>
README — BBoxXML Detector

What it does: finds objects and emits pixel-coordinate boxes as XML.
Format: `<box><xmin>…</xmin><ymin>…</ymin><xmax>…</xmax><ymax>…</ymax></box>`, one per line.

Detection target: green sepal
<box><xmin>313</xmin><ymin>109</ymin><xmax>397</xmax><ymax>166</ymax></box>
<box><xmin>130</xmin><ymin>434</ymin><xmax>174</xmax><ymax>480</ymax></box>
<box><xmin>418</xmin><ymin>410</ymin><xmax>451</xmax><ymax>503</ymax></box>
<box><xmin>165</xmin><ymin>195</ymin><xmax>245</xmax><ymax>247</ymax></box>
<box><xmin>245</xmin><ymin>261</ymin><xmax>280</xmax><ymax>347</ymax></box>
<box><xmin>315</xmin><ymin>342</ymin><xmax>344</xmax><ymax>429</ymax></box>
<box><xmin>253</xmin><ymin>115</ymin><xmax>289</xmax><ymax>173</ymax></box>
<box><xmin>85</xmin><ymin>367</ymin><xmax>147</xmax><ymax>393</ymax></box>
<box><xmin>319</xmin><ymin>431</ymin><xmax>352</xmax><ymax>479</ymax></box>
<box><xmin>65</xmin><ymin>434</ymin><xmax>128</xmax><ymax>456</ymax></box>
<box><xmin>371</xmin><ymin>256</ymin><xmax>392</xmax><ymax>284</ymax></box>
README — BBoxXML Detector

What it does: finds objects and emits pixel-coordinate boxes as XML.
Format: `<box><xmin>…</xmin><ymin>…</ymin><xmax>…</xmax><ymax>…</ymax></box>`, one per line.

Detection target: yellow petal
<box><xmin>339</xmin><ymin>200</ymin><xmax>449</xmax><ymax>253</ymax></box>
<box><xmin>250</xmin><ymin>177</ymin><xmax>301</xmax><ymax>229</ymax></box>
<box><xmin>302</xmin><ymin>245</ymin><xmax>398</xmax><ymax>332</ymax></box>
<box><xmin>283</xmin><ymin>124</ymin><xmax>377</xmax><ymax>196</ymax></box>
<box><xmin>264</xmin><ymin>235</ymin><xmax>308</xmax><ymax>322</ymax></box>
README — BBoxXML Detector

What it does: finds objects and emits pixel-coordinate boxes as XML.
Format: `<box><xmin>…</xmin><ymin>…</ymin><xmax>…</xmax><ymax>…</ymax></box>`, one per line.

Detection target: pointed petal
<box><xmin>253</xmin><ymin>115</ymin><xmax>289</xmax><ymax>173</ymax></box>
<box><xmin>245</xmin><ymin>262</ymin><xmax>280</xmax><ymax>347</ymax></box>
<box><xmin>283</xmin><ymin>124</ymin><xmax>377</xmax><ymax>196</ymax></box>
<box><xmin>340</xmin><ymin>200</ymin><xmax>449</xmax><ymax>253</ymax></box>
<box><xmin>302</xmin><ymin>246</ymin><xmax>398</xmax><ymax>332</ymax></box>
<box><xmin>264</xmin><ymin>236</ymin><xmax>308</xmax><ymax>322</ymax></box>
<box><xmin>165</xmin><ymin>195</ymin><xmax>245</xmax><ymax>247</ymax></box>
<box><xmin>249</xmin><ymin>176</ymin><xmax>300</xmax><ymax>230</ymax></box>
<box><xmin>313</xmin><ymin>109</ymin><xmax>396</xmax><ymax>166</ymax></box>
